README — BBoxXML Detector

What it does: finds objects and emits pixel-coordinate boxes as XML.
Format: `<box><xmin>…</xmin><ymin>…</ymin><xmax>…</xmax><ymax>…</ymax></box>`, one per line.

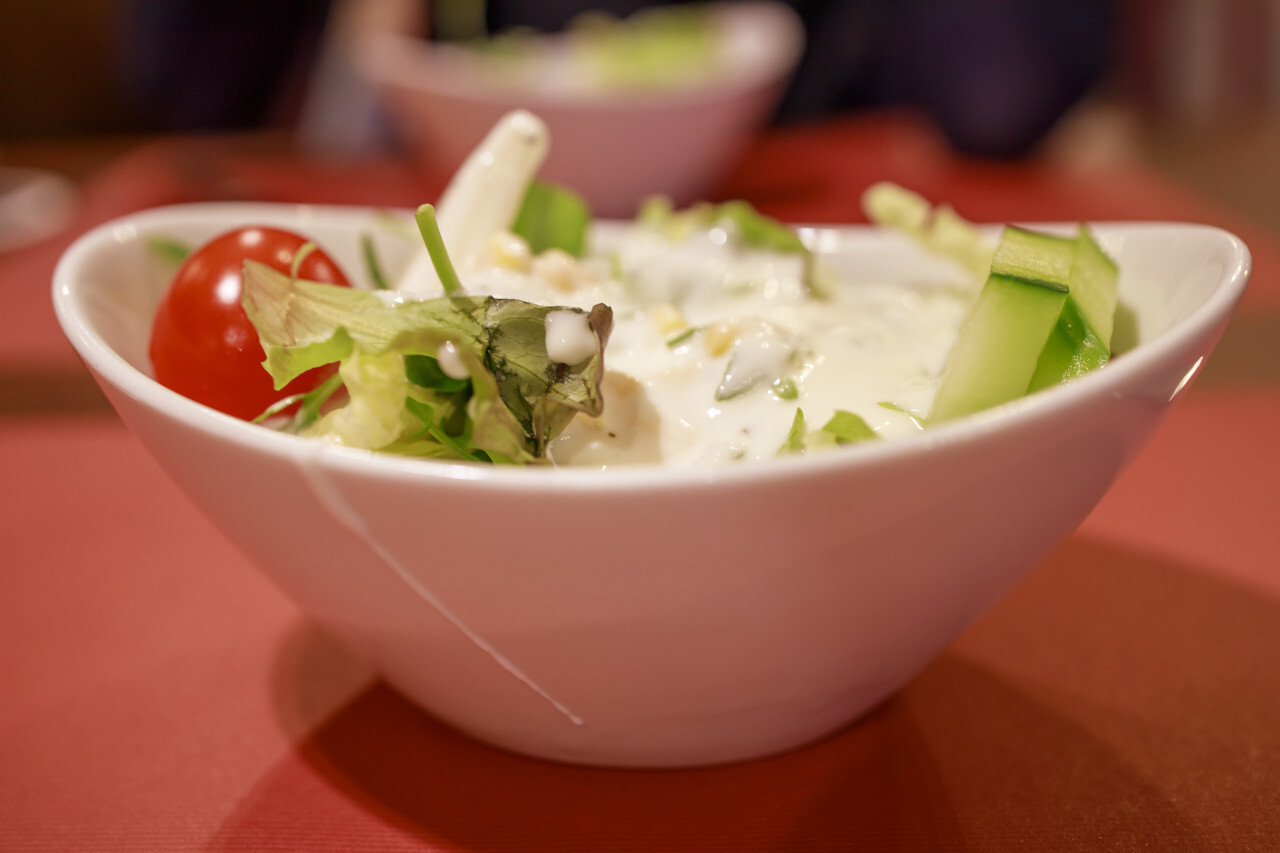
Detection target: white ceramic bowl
<box><xmin>53</xmin><ymin>203</ymin><xmax>1249</xmax><ymax>767</ymax></box>
<box><xmin>351</xmin><ymin>1</ymin><xmax>804</xmax><ymax>217</ymax></box>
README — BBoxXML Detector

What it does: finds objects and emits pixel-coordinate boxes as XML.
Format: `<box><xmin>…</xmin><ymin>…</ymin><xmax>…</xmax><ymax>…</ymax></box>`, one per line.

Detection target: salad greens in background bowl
<box><xmin>349</xmin><ymin>1</ymin><xmax>805</xmax><ymax>217</ymax></box>
<box><xmin>52</xmin><ymin>112</ymin><xmax>1249</xmax><ymax>767</ymax></box>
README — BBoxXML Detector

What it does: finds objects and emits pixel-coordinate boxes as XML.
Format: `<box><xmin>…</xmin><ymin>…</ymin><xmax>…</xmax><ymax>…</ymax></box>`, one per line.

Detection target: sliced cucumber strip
<box><xmin>929</xmin><ymin>270</ymin><xmax>1069</xmax><ymax>423</ymax></box>
<box><xmin>1028</xmin><ymin>225</ymin><xmax>1119</xmax><ymax>390</ymax></box>
<box><xmin>1028</xmin><ymin>297</ymin><xmax>1110</xmax><ymax>391</ymax></box>
<box><xmin>930</xmin><ymin>223</ymin><xmax>1120</xmax><ymax>422</ymax></box>
<box><xmin>930</xmin><ymin>226</ymin><xmax>1074</xmax><ymax>422</ymax></box>
<box><xmin>989</xmin><ymin>225</ymin><xmax>1075</xmax><ymax>283</ymax></box>
<box><xmin>1069</xmin><ymin>225</ymin><xmax>1119</xmax><ymax>347</ymax></box>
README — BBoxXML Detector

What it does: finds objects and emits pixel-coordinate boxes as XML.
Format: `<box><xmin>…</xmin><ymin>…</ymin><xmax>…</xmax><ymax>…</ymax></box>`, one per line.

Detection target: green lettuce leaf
<box><xmin>861</xmin><ymin>182</ymin><xmax>994</xmax><ymax>280</ymax></box>
<box><xmin>241</xmin><ymin>260</ymin><xmax>612</xmax><ymax>462</ymax></box>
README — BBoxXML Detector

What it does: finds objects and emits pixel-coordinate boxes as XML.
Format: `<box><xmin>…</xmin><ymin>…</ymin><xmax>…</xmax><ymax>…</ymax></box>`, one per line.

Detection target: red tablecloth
<box><xmin>3</xmin><ymin>115</ymin><xmax>1278</xmax><ymax>850</ymax></box>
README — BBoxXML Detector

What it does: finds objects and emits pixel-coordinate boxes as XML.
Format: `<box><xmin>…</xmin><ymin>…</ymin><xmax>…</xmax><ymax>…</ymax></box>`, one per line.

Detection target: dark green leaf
<box><xmin>404</xmin><ymin>354</ymin><xmax>470</xmax><ymax>393</ymax></box>
<box><xmin>513</xmin><ymin>180</ymin><xmax>591</xmax><ymax>257</ymax></box>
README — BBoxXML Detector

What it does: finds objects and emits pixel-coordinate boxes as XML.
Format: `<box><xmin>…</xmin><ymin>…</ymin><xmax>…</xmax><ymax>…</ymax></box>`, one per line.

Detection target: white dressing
<box><xmin>544</xmin><ymin>309</ymin><xmax>598</xmax><ymax>366</ymax></box>
<box><xmin>436</xmin><ymin>340</ymin><xmax>469</xmax><ymax>380</ymax></box>
<box><xmin>377</xmin><ymin>110</ymin><xmax>977</xmax><ymax>468</ymax></box>
<box><xmin>451</xmin><ymin>222</ymin><xmax>972</xmax><ymax>468</ymax></box>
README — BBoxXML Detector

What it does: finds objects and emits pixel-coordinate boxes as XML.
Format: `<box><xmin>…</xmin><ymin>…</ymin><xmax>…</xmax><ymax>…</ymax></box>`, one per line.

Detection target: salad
<box><xmin>438</xmin><ymin>5</ymin><xmax>723</xmax><ymax>97</ymax></box>
<box><xmin>147</xmin><ymin>110</ymin><xmax>1119</xmax><ymax>468</ymax></box>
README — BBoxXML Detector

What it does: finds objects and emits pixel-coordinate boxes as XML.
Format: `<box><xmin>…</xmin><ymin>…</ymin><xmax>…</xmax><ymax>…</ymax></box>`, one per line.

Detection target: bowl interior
<box><xmin>57</xmin><ymin>206</ymin><xmax>1249</xmax><ymax>440</ymax></box>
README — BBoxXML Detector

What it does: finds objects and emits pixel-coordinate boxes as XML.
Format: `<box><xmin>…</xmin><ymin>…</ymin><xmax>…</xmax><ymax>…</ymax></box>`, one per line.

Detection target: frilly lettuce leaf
<box><xmin>241</xmin><ymin>260</ymin><xmax>612</xmax><ymax>462</ymax></box>
<box><xmin>861</xmin><ymin>182</ymin><xmax>994</xmax><ymax>280</ymax></box>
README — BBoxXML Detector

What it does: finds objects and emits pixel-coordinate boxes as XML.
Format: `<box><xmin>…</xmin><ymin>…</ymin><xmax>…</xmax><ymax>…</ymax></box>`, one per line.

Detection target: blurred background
<box><xmin>1</xmin><ymin>0</ymin><xmax>1278</xmax><ymax>227</ymax></box>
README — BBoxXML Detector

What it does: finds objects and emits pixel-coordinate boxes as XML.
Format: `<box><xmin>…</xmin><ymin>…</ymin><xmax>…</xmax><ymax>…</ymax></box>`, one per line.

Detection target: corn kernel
<box><xmin>486</xmin><ymin>231</ymin><xmax>532</xmax><ymax>272</ymax></box>
<box><xmin>532</xmin><ymin>249</ymin><xmax>579</xmax><ymax>292</ymax></box>
<box><xmin>650</xmin><ymin>303</ymin><xmax>686</xmax><ymax>336</ymax></box>
<box><xmin>703</xmin><ymin>321</ymin><xmax>739</xmax><ymax>356</ymax></box>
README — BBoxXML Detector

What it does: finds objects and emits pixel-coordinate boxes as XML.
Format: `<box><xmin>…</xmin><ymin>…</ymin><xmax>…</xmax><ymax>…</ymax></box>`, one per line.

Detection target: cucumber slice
<box><xmin>1027</xmin><ymin>225</ymin><xmax>1118</xmax><ymax>391</ymax></box>
<box><xmin>929</xmin><ymin>270</ymin><xmax>1069</xmax><ymax>423</ymax></box>
<box><xmin>990</xmin><ymin>225</ymin><xmax>1075</xmax><ymax>282</ymax></box>
<box><xmin>1068</xmin><ymin>225</ymin><xmax>1119</xmax><ymax>348</ymax></box>
<box><xmin>930</xmin><ymin>226</ymin><xmax>1074</xmax><ymax>422</ymax></box>
<box><xmin>1028</xmin><ymin>297</ymin><xmax>1109</xmax><ymax>391</ymax></box>
<box><xmin>930</xmin><ymin>224</ymin><xmax>1120</xmax><ymax>422</ymax></box>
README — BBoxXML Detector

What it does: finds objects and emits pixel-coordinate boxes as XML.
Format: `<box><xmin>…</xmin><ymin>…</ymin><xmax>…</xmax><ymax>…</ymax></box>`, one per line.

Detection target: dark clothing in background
<box><xmin>115</xmin><ymin>0</ymin><xmax>334</xmax><ymax>132</ymax></box>
<box><xmin>117</xmin><ymin>0</ymin><xmax>1113</xmax><ymax>159</ymax></box>
<box><xmin>483</xmin><ymin>0</ymin><xmax>1115</xmax><ymax>158</ymax></box>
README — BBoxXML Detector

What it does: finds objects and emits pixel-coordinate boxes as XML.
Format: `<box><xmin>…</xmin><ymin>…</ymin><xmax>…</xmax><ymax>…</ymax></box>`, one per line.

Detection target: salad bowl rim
<box><xmin>52</xmin><ymin>202</ymin><xmax>1251</xmax><ymax>494</ymax></box>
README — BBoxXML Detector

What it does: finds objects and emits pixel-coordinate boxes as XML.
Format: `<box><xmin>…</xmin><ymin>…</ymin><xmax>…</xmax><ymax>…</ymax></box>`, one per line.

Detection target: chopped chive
<box><xmin>250</xmin><ymin>372</ymin><xmax>344</xmax><ymax>431</ymax></box>
<box><xmin>290</xmin><ymin>372</ymin><xmax>344</xmax><ymax>431</ymax></box>
<box><xmin>778</xmin><ymin>407</ymin><xmax>807</xmax><ymax>454</ymax></box>
<box><xmin>404</xmin><ymin>397</ymin><xmax>485</xmax><ymax>462</ymax></box>
<box><xmin>771</xmin><ymin>377</ymin><xmax>798</xmax><ymax>399</ymax></box>
<box><xmin>666</xmin><ymin>327</ymin><xmax>699</xmax><ymax>347</ymax></box>
<box><xmin>290</xmin><ymin>242</ymin><xmax>317</xmax><ymax>279</ymax></box>
<box><xmin>878</xmin><ymin>400</ymin><xmax>927</xmax><ymax>430</ymax></box>
<box><xmin>147</xmin><ymin>236</ymin><xmax>191</xmax><ymax>266</ymax></box>
<box><xmin>414</xmin><ymin>203</ymin><xmax>463</xmax><ymax>295</ymax></box>
<box><xmin>251</xmin><ymin>395</ymin><xmax>302</xmax><ymax>424</ymax></box>
<box><xmin>361</xmin><ymin>233</ymin><xmax>390</xmax><ymax>290</ymax></box>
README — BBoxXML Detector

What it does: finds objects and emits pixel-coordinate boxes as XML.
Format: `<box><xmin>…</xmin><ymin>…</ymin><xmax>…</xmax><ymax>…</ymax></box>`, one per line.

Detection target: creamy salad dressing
<box><xmin>399</xmin><ymin>221</ymin><xmax>973</xmax><ymax>468</ymax></box>
<box><xmin>372</xmin><ymin>111</ymin><xmax>984</xmax><ymax>468</ymax></box>
<box><xmin>543</xmin><ymin>309</ymin><xmax>600</xmax><ymax>366</ymax></box>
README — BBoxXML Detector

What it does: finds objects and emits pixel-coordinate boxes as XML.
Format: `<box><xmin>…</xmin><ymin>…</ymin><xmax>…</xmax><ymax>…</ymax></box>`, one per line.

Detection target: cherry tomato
<box><xmin>149</xmin><ymin>226</ymin><xmax>351</xmax><ymax>419</ymax></box>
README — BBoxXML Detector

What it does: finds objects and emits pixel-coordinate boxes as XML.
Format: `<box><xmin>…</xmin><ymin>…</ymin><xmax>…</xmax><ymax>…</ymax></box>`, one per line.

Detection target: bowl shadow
<box><xmin>201</xmin><ymin>536</ymin><xmax>1280</xmax><ymax>851</ymax></box>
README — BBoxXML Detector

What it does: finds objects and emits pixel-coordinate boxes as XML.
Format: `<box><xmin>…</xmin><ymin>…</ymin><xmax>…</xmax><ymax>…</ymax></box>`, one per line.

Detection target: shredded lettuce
<box><xmin>636</xmin><ymin>196</ymin><xmax>831</xmax><ymax>297</ymax></box>
<box><xmin>638</xmin><ymin>196</ymin><xmax>802</xmax><ymax>253</ymax></box>
<box><xmin>778</xmin><ymin>408</ymin><xmax>879</xmax><ymax>455</ymax></box>
<box><xmin>861</xmin><ymin>182</ymin><xmax>994</xmax><ymax>279</ymax></box>
<box><xmin>361</xmin><ymin>234</ymin><xmax>390</xmax><ymax>290</ymax></box>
